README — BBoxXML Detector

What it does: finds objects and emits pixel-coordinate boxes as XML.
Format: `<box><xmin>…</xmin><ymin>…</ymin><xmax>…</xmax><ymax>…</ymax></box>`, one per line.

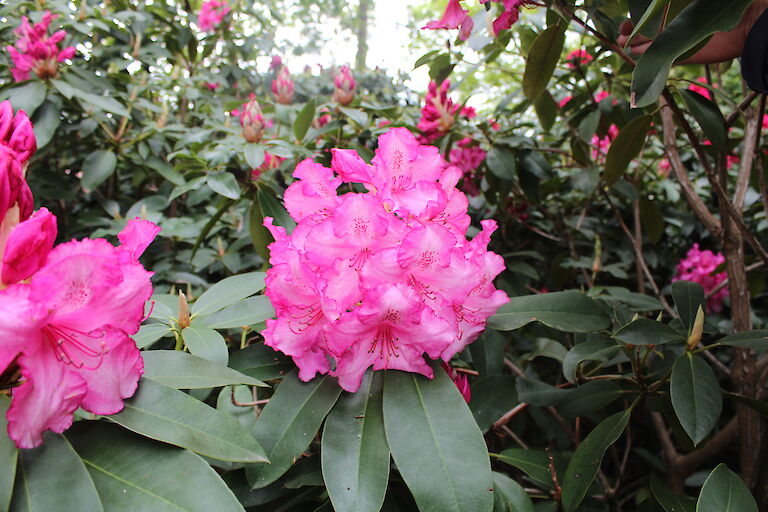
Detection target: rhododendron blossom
<box><xmin>688</xmin><ymin>77</ymin><xmax>714</xmax><ymax>99</ymax></box>
<box><xmin>332</xmin><ymin>66</ymin><xmax>356</xmax><ymax>106</ymax></box>
<box><xmin>441</xmin><ymin>361</ymin><xmax>471</xmax><ymax>403</ymax></box>
<box><xmin>6</xmin><ymin>11</ymin><xmax>76</xmax><ymax>82</ymax></box>
<box><xmin>417</xmin><ymin>80</ymin><xmax>460</xmax><ymax>144</ymax></box>
<box><xmin>252</xmin><ymin>151</ymin><xmax>284</xmax><ymax>180</ymax></box>
<box><xmin>0</xmin><ymin>101</ymin><xmax>36</xmax><ymax>165</ymax></box>
<box><xmin>658</xmin><ymin>158</ymin><xmax>671</xmax><ymax>177</ymax></box>
<box><xmin>422</xmin><ymin>0</ymin><xmax>474</xmax><ymax>41</ymax></box>
<box><xmin>233</xmin><ymin>94</ymin><xmax>265</xmax><ymax>143</ymax></box>
<box><xmin>198</xmin><ymin>0</ymin><xmax>230</xmax><ymax>32</ymax></box>
<box><xmin>262</xmin><ymin>127</ymin><xmax>508</xmax><ymax>392</ymax></box>
<box><xmin>449</xmin><ymin>138</ymin><xmax>486</xmax><ymax>196</ymax></box>
<box><xmin>566</xmin><ymin>49</ymin><xmax>592</xmax><ymax>69</ymax></box>
<box><xmin>673</xmin><ymin>243</ymin><xmax>728</xmax><ymax>313</ymax></box>
<box><xmin>272</xmin><ymin>66</ymin><xmax>294</xmax><ymax>105</ymax></box>
<box><xmin>591</xmin><ymin>124</ymin><xmax>618</xmax><ymax>163</ymax></box>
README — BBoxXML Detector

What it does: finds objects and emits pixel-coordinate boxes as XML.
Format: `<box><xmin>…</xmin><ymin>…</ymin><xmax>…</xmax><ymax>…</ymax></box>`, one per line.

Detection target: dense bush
<box><xmin>1</xmin><ymin>0</ymin><xmax>768</xmax><ymax>511</ymax></box>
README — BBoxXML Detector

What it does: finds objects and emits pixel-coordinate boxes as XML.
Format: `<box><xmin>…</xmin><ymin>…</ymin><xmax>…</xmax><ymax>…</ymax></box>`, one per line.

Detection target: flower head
<box><xmin>0</xmin><ymin>102</ymin><xmax>37</xmax><ymax>166</ymax></box>
<box><xmin>417</xmin><ymin>80</ymin><xmax>460</xmax><ymax>144</ymax></box>
<box><xmin>233</xmin><ymin>94</ymin><xmax>265</xmax><ymax>143</ymax></box>
<box><xmin>591</xmin><ymin>124</ymin><xmax>618</xmax><ymax>163</ymax></box>
<box><xmin>422</xmin><ymin>0</ymin><xmax>474</xmax><ymax>41</ymax></box>
<box><xmin>332</xmin><ymin>66</ymin><xmax>356</xmax><ymax>106</ymax></box>
<box><xmin>198</xmin><ymin>0</ymin><xmax>230</xmax><ymax>32</ymax></box>
<box><xmin>5</xmin><ymin>11</ymin><xmax>76</xmax><ymax>82</ymax></box>
<box><xmin>673</xmin><ymin>243</ymin><xmax>728</xmax><ymax>313</ymax></box>
<box><xmin>566</xmin><ymin>49</ymin><xmax>592</xmax><ymax>69</ymax></box>
<box><xmin>262</xmin><ymin>127</ymin><xmax>508</xmax><ymax>392</ymax></box>
<box><xmin>448</xmin><ymin>138</ymin><xmax>485</xmax><ymax>196</ymax></box>
<box><xmin>272</xmin><ymin>66</ymin><xmax>295</xmax><ymax>105</ymax></box>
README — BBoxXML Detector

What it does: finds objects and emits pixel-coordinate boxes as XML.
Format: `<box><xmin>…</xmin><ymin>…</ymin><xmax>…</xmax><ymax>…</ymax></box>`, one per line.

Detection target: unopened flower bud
<box><xmin>332</xmin><ymin>66</ymin><xmax>356</xmax><ymax>106</ymax></box>
<box><xmin>687</xmin><ymin>305</ymin><xmax>705</xmax><ymax>351</ymax></box>
<box><xmin>178</xmin><ymin>290</ymin><xmax>191</xmax><ymax>329</ymax></box>
<box><xmin>239</xmin><ymin>94</ymin><xmax>265</xmax><ymax>143</ymax></box>
<box><xmin>271</xmin><ymin>66</ymin><xmax>294</xmax><ymax>105</ymax></box>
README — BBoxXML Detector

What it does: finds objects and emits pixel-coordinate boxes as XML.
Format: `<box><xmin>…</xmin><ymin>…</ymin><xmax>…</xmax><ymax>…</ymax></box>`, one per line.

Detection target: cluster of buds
<box><xmin>332</xmin><ymin>66</ymin><xmax>356</xmax><ymax>106</ymax></box>
<box><xmin>417</xmin><ymin>80</ymin><xmax>459</xmax><ymax>144</ymax></box>
<box><xmin>198</xmin><ymin>0</ymin><xmax>230</xmax><ymax>32</ymax></box>
<box><xmin>233</xmin><ymin>94</ymin><xmax>265</xmax><ymax>143</ymax></box>
<box><xmin>272</xmin><ymin>66</ymin><xmax>294</xmax><ymax>105</ymax></box>
<box><xmin>6</xmin><ymin>11</ymin><xmax>76</xmax><ymax>82</ymax></box>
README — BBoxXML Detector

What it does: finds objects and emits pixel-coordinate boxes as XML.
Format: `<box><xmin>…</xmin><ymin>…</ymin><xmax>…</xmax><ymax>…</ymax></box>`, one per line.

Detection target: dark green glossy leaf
<box><xmin>205</xmin><ymin>295</ymin><xmax>274</xmax><ymax>329</ymax></box>
<box><xmin>383</xmin><ymin>367</ymin><xmax>493</xmax><ymax>512</ymax></box>
<box><xmin>715</xmin><ymin>330</ymin><xmax>768</xmax><ymax>349</ymax></box>
<box><xmin>670</xmin><ymin>354</ymin><xmax>722</xmax><ymax>445</ymax></box>
<box><xmin>697</xmin><ymin>464</ymin><xmax>758</xmax><ymax>512</ymax></box>
<box><xmin>534</xmin><ymin>90</ymin><xmax>557</xmax><ymax>131</ymax></box>
<box><xmin>558</xmin><ymin>380</ymin><xmax>623</xmax><ymax>418</ymax></box>
<box><xmin>257</xmin><ymin>187</ymin><xmax>296</xmax><ymax>231</ymax></box>
<box><xmin>182</xmin><ymin>321</ymin><xmax>228</xmax><ymax>365</ymax></box>
<box><xmin>11</xmin><ymin>433</ymin><xmax>102</xmax><ymax>512</ymax></box>
<box><xmin>30</xmin><ymin>100</ymin><xmax>61</xmax><ymax>148</ymax></box>
<box><xmin>2</xmin><ymin>82</ymin><xmax>46</xmax><ymax>115</ymax></box>
<box><xmin>132</xmin><ymin>323</ymin><xmax>172</xmax><ymax>349</ymax></box>
<box><xmin>488</xmin><ymin>291</ymin><xmax>610</xmax><ymax>333</ymax></box>
<box><xmin>523</xmin><ymin>25</ymin><xmax>566</xmax><ymax>100</ymax></box>
<box><xmin>516</xmin><ymin>377</ymin><xmax>569</xmax><ymax>407</ymax></box>
<box><xmin>561</xmin><ymin>410</ymin><xmax>631</xmax><ymax>511</ymax></box>
<box><xmin>494</xmin><ymin>449</ymin><xmax>560</xmax><ymax>490</ymax></box>
<box><xmin>639</xmin><ymin>197</ymin><xmax>665</xmax><ymax>244</ymax></box>
<box><xmin>469</xmin><ymin>375</ymin><xmax>519</xmax><ymax>432</ymax></box>
<box><xmin>192</xmin><ymin>271</ymin><xmax>266</xmax><ymax>316</ymax></box>
<box><xmin>604</xmin><ymin>115</ymin><xmax>653</xmax><ymax>186</ymax></box>
<box><xmin>631</xmin><ymin>0</ymin><xmax>752</xmax><ymax>107</ymax></box>
<box><xmin>492</xmin><ymin>472</ymin><xmax>535</xmax><ymax>512</ymax></box>
<box><xmin>613</xmin><ymin>318</ymin><xmax>685</xmax><ymax>345</ymax></box>
<box><xmin>680</xmin><ymin>89</ymin><xmax>726</xmax><ymax>153</ymax></box>
<box><xmin>650</xmin><ymin>473</ymin><xmax>695</xmax><ymax>512</ymax></box>
<box><xmin>671</xmin><ymin>281</ymin><xmax>706</xmax><ymax>333</ymax></box>
<box><xmin>322</xmin><ymin>371</ymin><xmax>389</xmax><ymax>512</ymax></box>
<box><xmin>0</xmin><ymin>397</ymin><xmax>16</xmax><ymax>512</ymax></box>
<box><xmin>244</xmin><ymin>143</ymin><xmax>266</xmax><ymax>169</ymax></box>
<box><xmin>339</xmin><ymin>107</ymin><xmax>369</xmax><ymax>127</ymax></box>
<box><xmin>469</xmin><ymin>330</ymin><xmax>507</xmax><ymax>377</ymax></box>
<box><xmin>246</xmin><ymin>372</ymin><xmax>341</xmax><ymax>488</ymax></box>
<box><xmin>486</xmin><ymin>147</ymin><xmax>517</xmax><ymax>180</ymax></box>
<box><xmin>142</xmin><ymin>350</ymin><xmax>267</xmax><ymax>389</ymax></box>
<box><xmin>110</xmin><ymin>379</ymin><xmax>268</xmax><ymax>462</ymax></box>
<box><xmin>66</xmin><ymin>422</ymin><xmax>244</xmax><ymax>512</ymax></box>
<box><xmin>73</xmin><ymin>90</ymin><xmax>130</xmax><ymax>117</ymax></box>
<box><xmin>294</xmin><ymin>99</ymin><xmax>316</xmax><ymax>141</ymax></box>
<box><xmin>229</xmin><ymin>343</ymin><xmax>292</xmax><ymax>381</ymax></box>
<box><xmin>249</xmin><ymin>200</ymin><xmax>272</xmax><ymax>263</ymax></box>
<box><xmin>81</xmin><ymin>149</ymin><xmax>117</xmax><ymax>190</ymax></box>
<box><xmin>207</xmin><ymin>171</ymin><xmax>241</xmax><ymax>200</ymax></box>
<box><xmin>562</xmin><ymin>339</ymin><xmax>621</xmax><ymax>383</ymax></box>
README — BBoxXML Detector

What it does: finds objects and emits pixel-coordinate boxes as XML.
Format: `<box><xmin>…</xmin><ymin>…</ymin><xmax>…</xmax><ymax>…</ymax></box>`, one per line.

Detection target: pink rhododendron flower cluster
<box><xmin>0</xmin><ymin>101</ymin><xmax>159</xmax><ymax>448</ymax></box>
<box><xmin>232</xmin><ymin>94</ymin><xmax>265</xmax><ymax>143</ymax></box>
<box><xmin>423</xmin><ymin>0</ymin><xmax>539</xmax><ymax>40</ymax></box>
<box><xmin>6</xmin><ymin>11</ymin><xmax>76</xmax><ymax>83</ymax></box>
<box><xmin>591</xmin><ymin>124</ymin><xmax>618</xmax><ymax>163</ymax></box>
<box><xmin>261</xmin><ymin>127</ymin><xmax>509</xmax><ymax>392</ymax></box>
<box><xmin>272</xmin><ymin>66</ymin><xmax>294</xmax><ymax>105</ymax></box>
<box><xmin>198</xmin><ymin>0</ymin><xmax>230</xmax><ymax>32</ymax></box>
<box><xmin>449</xmin><ymin>137</ymin><xmax>486</xmax><ymax>197</ymax></box>
<box><xmin>673</xmin><ymin>243</ymin><xmax>729</xmax><ymax>313</ymax></box>
<box><xmin>332</xmin><ymin>66</ymin><xmax>356</xmax><ymax>106</ymax></box>
<box><xmin>0</xmin><ymin>102</ymin><xmax>36</xmax><ymax>166</ymax></box>
<box><xmin>417</xmin><ymin>80</ymin><xmax>460</xmax><ymax>144</ymax></box>
<box><xmin>566</xmin><ymin>49</ymin><xmax>592</xmax><ymax>69</ymax></box>
<box><xmin>441</xmin><ymin>362</ymin><xmax>471</xmax><ymax>403</ymax></box>
<box><xmin>252</xmin><ymin>151</ymin><xmax>285</xmax><ymax>181</ymax></box>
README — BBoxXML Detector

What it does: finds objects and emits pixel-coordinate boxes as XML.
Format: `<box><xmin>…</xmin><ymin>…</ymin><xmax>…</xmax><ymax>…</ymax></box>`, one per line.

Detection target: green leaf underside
<box><xmin>488</xmin><ymin>291</ymin><xmax>610</xmax><ymax>333</ymax></box>
<box><xmin>670</xmin><ymin>354</ymin><xmax>722</xmax><ymax>445</ymax></box>
<box><xmin>696</xmin><ymin>464</ymin><xmax>758</xmax><ymax>512</ymax></box>
<box><xmin>142</xmin><ymin>350</ymin><xmax>267</xmax><ymax>389</ymax></box>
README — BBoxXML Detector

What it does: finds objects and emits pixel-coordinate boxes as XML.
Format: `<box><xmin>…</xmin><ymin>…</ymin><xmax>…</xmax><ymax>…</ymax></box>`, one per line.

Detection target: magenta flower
<box><xmin>417</xmin><ymin>80</ymin><xmax>460</xmax><ymax>144</ymax></box>
<box><xmin>558</xmin><ymin>96</ymin><xmax>573</xmax><ymax>108</ymax></box>
<box><xmin>449</xmin><ymin>138</ymin><xmax>486</xmax><ymax>197</ymax></box>
<box><xmin>0</xmin><ymin>147</ymin><xmax>33</xmax><ymax>250</ymax></box>
<box><xmin>591</xmin><ymin>124</ymin><xmax>618</xmax><ymax>163</ymax></box>
<box><xmin>566</xmin><ymin>49</ymin><xmax>593</xmax><ymax>69</ymax></box>
<box><xmin>252</xmin><ymin>151</ymin><xmax>284</xmax><ymax>181</ymax></box>
<box><xmin>202</xmin><ymin>81</ymin><xmax>220</xmax><ymax>91</ymax></box>
<box><xmin>673</xmin><ymin>244</ymin><xmax>729</xmax><ymax>313</ymax></box>
<box><xmin>441</xmin><ymin>361</ymin><xmax>471</xmax><ymax>403</ymax></box>
<box><xmin>422</xmin><ymin>0</ymin><xmax>474</xmax><ymax>41</ymax></box>
<box><xmin>269</xmin><ymin>55</ymin><xmax>283</xmax><ymax>71</ymax></box>
<box><xmin>232</xmin><ymin>94</ymin><xmax>265</xmax><ymax>143</ymax></box>
<box><xmin>0</xmin><ymin>102</ymin><xmax>36</xmax><ymax>166</ymax></box>
<box><xmin>198</xmin><ymin>0</ymin><xmax>230</xmax><ymax>32</ymax></box>
<box><xmin>332</xmin><ymin>66</ymin><xmax>356</xmax><ymax>106</ymax></box>
<box><xmin>6</xmin><ymin>11</ymin><xmax>76</xmax><ymax>82</ymax></box>
<box><xmin>658</xmin><ymin>158</ymin><xmax>671</xmax><ymax>177</ymax></box>
<box><xmin>271</xmin><ymin>66</ymin><xmax>295</xmax><ymax>105</ymax></box>
<box><xmin>262</xmin><ymin>127</ymin><xmax>508</xmax><ymax>392</ymax></box>
<box><xmin>688</xmin><ymin>77</ymin><xmax>714</xmax><ymax>100</ymax></box>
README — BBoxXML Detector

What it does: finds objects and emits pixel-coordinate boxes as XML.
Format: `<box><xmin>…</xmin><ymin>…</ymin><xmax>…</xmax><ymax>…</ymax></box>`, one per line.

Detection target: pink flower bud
<box><xmin>237</xmin><ymin>94</ymin><xmax>265</xmax><ymax>143</ymax></box>
<box><xmin>332</xmin><ymin>66</ymin><xmax>356</xmax><ymax>106</ymax></box>
<box><xmin>417</xmin><ymin>80</ymin><xmax>459</xmax><ymax>143</ymax></box>
<box><xmin>8</xmin><ymin>111</ymin><xmax>36</xmax><ymax>164</ymax></box>
<box><xmin>269</xmin><ymin>55</ymin><xmax>283</xmax><ymax>71</ymax></box>
<box><xmin>271</xmin><ymin>67</ymin><xmax>294</xmax><ymax>105</ymax></box>
<box><xmin>1</xmin><ymin>207</ymin><xmax>57</xmax><ymax>285</ymax></box>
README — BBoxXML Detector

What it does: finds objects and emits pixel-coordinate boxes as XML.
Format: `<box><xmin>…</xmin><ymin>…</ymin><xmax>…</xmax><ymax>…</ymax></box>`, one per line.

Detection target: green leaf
<box><xmin>680</xmin><ymin>89</ymin><xmax>726</xmax><ymax>153</ymax></box>
<box><xmin>66</xmin><ymin>422</ymin><xmax>244</xmax><ymax>512</ymax></box>
<box><xmin>469</xmin><ymin>375</ymin><xmax>519</xmax><ymax>432</ymax></box>
<box><xmin>522</xmin><ymin>25</ymin><xmax>566</xmax><ymax>100</ymax></box>
<box><xmin>492</xmin><ymin>472</ymin><xmax>535</xmax><ymax>512</ymax></box>
<box><xmin>244</xmin><ymin>143</ymin><xmax>266</xmax><ymax>169</ymax></box>
<box><xmin>488</xmin><ymin>291</ymin><xmax>611</xmax><ymax>333</ymax></box>
<box><xmin>470</xmin><ymin>330</ymin><xmax>507</xmax><ymax>377</ymax></box>
<box><xmin>206</xmin><ymin>171</ymin><xmax>241</xmax><ymax>200</ymax></box>
<box><xmin>257</xmin><ymin>187</ymin><xmax>296</xmax><ymax>231</ymax></box>
<box><xmin>205</xmin><ymin>295</ymin><xmax>275</xmax><ymax>329</ymax></box>
<box><xmin>639</xmin><ymin>197</ymin><xmax>665</xmax><ymax>244</ymax></box>
<box><xmin>534</xmin><ymin>91</ymin><xmax>557</xmax><ymax>131</ymax></box>
<box><xmin>696</xmin><ymin>464</ymin><xmax>758</xmax><ymax>512</ymax></box>
<box><xmin>110</xmin><ymin>378</ymin><xmax>268</xmax><ymax>462</ymax></box>
<box><xmin>613</xmin><ymin>318</ymin><xmax>685</xmax><ymax>345</ymax></box>
<box><xmin>81</xmin><ymin>150</ymin><xmax>117</xmax><ymax>190</ymax></box>
<box><xmin>142</xmin><ymin>350</ymin><xmax>267</xmax><ymax>389</ymax></box>
<box><xmin>558</xmin><ymin>381</ymin><xmax>623</xmax><ymax>419</ymax></box>
<box><xmin>561</xmin><ymin>410</ymin><xmax>631</xmax><ymax>512</ymax></box>
<box><xmin>0</xmin><ymin>397</ymin><xmax>16</xmax><ymax>512</ymax></box>
<box><xmin>562</xmin><ymin>339</ymin><xmax>621</xmax><ymax>383</ymax></box>
<box><xmin>294</xmin><ymin>99</ymin><xmax>316</xmax><ymax>141</ymax></box>
<box><xmin>486</xmin><ymin>147</ymin><xmax>517</xmax><ymax>180</ymax></box>
<box><xmin>246</xmin><ymin>372</ymin><xmax>342</xmax><ymax>488</ymax></box>
<box><xmin>629</xmin><ymin>0</ymin><xmax>671</xmax><ymax>40</ymax></box>
<box><xmin>248</xmin><ymin>201</ymin><xmax>272</xmax><ymax>263</ymax></box>
<box><xmin>73</xmin><ymin>90</ymin><xmax>131</xmax><ymax>117</ymax></box>
<box><xmin>630</xmin><ymin>0</ymin><xmax>752</xmax><ymax>107</ymax></box>
<box><xmin>383</xmin><ymin>366</ymin><xmax>494</xmax><ymax>512</ymax></box>
<box><xmin>192</xmin><ymin>271</ymin><xmax>266</xmax><ymax>316</ymax></box>
<box><xmin>182</xmin><ymin>321</ymin><xmax>229</xmax><ymax>365</ymax></box>
<box><xmin>322</xmin><ymin>371</ymin><xmax>390</xmax><ymax>512</ymax></box>
<box><xmin>670</xmin><ymin>353</ymin><xmax>722</xmax><ymax>445</ymax></box>
<box><xmin>671</xmin><ymin>281</ymin><xmax>706</xmax><ymax>333</ymax></box>
<box><xmin>604</xmin><ymin>115</ymin><xmax>653</xmax><ymax>186</ymax></box>
<box><xmin>229</xmin><ymin>343</ymin><xmax>292</xmax><ymax>381</ymax></box>
<box><xmin>715</xmin><ymin>329</ymin><xmax>768</xmax><ymax>349</ymax></box>
<box><xmin>516</xmin><ymin>377</ymin><xmax>569</xmax><ymax>407</ymax></box>
<box><xmin>339</xmin><ymin>107</ymin><xmax>368</xmax><ymax>127</ymax></box>
<box><xmin>132</xmin><ymin>323</ymin><xmax>171</xmax><ymax>349</ymax></box>
<box><xmin>494</xmin><ymin>449</ymin><xmax>558</xmax><ymax>490</ymax></box>
<box><xmin>414</xmin><ymin>50</ymin><xmax>441</xmax><ymax>69</ymax></box>
<box><xmin>650</xmin><ymin>474</ymin><xmax>695</xmax><ymax>512</ymax></box>
<box><xmin>30</xmin><ymin>100</ymin><xmax>61</xmax><ymax>149</ymax></box>
<box><xmin>2</xmin><ymin>82</ymin><xmax>46</xmax><ymax>116</ymax></box>
<box><xmin>11</xmin><ymin>433</ymin><xmax>102</xmax><ymax>512</ymax></box>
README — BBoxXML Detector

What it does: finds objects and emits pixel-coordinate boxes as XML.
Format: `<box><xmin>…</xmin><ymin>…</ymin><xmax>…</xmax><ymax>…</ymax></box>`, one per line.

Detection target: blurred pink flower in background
<box><xmin>272</xmin><ymin>66</ymin><xmax>294</xmax><ymax>105</ymax></box>
<box><xmin>688</xmin><ymin>77</ymin><xmax>714</xmax><ymax>100</ymax></box>
<box><xmin>417</xmin><ymin>80</ymin><xmax>459</xmax><ymax>143</ymax></box>
<box><xmin>232</xmin><ymin>94</ymin><xmax>265</xmax><ymax>143</ymax></box>
<box><xmin>673</xmin><ymin>243</ymin><xmax>729</xmax><ymax>313</ymax></box>
<box><xmin>566</xmin><ymin>49</ymin><xmax>592</xmax><ymax>69</ymax></box>
<box><xmin>591</xmin><ymin>124</ymin><xmax>618</xmax><ymax>163</ymax></box>
<box><xmin>449</xmin><ymin>137</ymin><xmax>486</xmax><ymax>196</ymax></box>
<box><xmin>6</xmin><ymin>11</ymin><xmax>76</xmax><ymax>82</ymax></box>
<box><xmin>198</xmin><ymin>0</ymin><xmax>230</xmax><ymax>32</ymax></box>
<box><xmin>422</xmin><ymin>0</ymin><xmax>474</xmax><ymax>41</ymax></box>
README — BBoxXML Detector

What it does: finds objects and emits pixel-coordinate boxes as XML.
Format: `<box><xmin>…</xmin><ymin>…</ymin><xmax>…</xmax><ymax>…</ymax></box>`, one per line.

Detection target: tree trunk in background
<box><xmin>355</xmin><ymin>0</ymin><xmax>371</xmax><ymax>71</ymax></box>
